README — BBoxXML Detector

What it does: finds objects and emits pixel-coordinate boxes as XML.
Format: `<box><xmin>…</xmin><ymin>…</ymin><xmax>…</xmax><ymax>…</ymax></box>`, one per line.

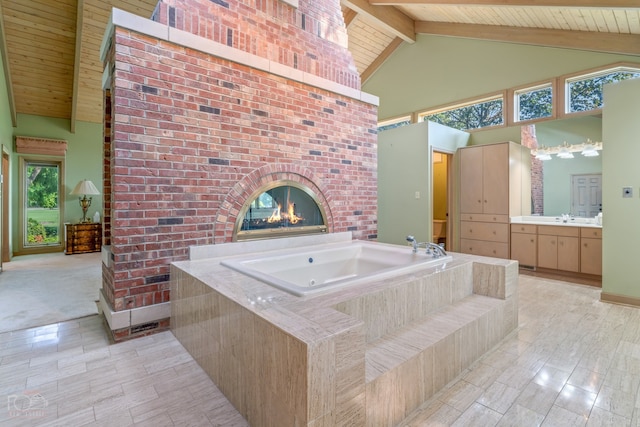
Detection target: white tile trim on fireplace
<box><xmin>98</xmin><ymin>247</ymin><xmax>171</xmax><ymax>332</ymax></box>
<box><xmin>100</xmin><ymin>8</ymin><xmax>379</xmax><ymax>107</ymax></box>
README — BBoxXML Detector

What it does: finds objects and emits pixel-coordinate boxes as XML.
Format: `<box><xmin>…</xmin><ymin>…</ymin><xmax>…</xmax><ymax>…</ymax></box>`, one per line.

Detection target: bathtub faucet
<box><xmin>406</xmin><ymin>235</ymin><xmax>419</xmax><ymax>253</ymax></box>
<box><xmin>425</xmin><ymin>242</ymin><xmax>447</xmax><ymax>258</ymax></box>
<box><xmin>406</xmin><ymin>236</ymin><xmax>447</xmax><ymax>258</ymax></box>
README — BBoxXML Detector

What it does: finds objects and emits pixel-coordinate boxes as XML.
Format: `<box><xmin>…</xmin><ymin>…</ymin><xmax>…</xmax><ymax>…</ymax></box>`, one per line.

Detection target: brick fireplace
<box><xmin>99</xmin><ymin>0</ymin><xmax>379</xmax><ymax>340</ymax></box>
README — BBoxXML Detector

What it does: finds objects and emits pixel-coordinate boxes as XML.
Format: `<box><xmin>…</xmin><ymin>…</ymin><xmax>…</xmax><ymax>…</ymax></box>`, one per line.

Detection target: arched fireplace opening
<box><xmin>234</xmin><ymin>180</ymin><xmax>328</xmax><ymax>241</ymax></box>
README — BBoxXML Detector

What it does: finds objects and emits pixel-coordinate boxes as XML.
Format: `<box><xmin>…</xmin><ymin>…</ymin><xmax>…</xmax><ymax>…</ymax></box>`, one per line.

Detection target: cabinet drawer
<box><xmin>460</xmin><ymin>213</ymin><xmax>509</xmax><ymax>223</ymax></box>
<box><xmin>537</xmin><ymin>225</ymin><xmax>579</xmax><ymax>237</ymax></box>
<box><xmin>461</xmin><ymin>221</ymin><xmax>509</xmax><ymax>242</ymax></box>
<box><xmin>510</xmin><ymin>224</ymin><xmax>537</xmax><ymax>234</ymax></box>
<box><xmin>460</xmin><ymin>239</ymin><xmax>509</xmax><ymax>259</ymax></box>
<box><xmin>580</xmin><ymin>227</ymin><xmax>602</xmax><ymax>239</ymax></box>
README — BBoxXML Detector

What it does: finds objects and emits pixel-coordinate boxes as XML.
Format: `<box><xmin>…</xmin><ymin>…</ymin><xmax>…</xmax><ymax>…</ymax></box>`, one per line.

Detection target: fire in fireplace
<box><xmin>234</xmin><ymin>181</ymin><xmax>328</xmax><ymax>241</ymax></box>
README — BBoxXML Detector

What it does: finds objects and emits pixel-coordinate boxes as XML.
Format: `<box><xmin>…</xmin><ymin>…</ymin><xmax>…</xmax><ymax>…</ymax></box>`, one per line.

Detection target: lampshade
<box><xmin>70</xmin><ymin>179</ymin><xmax>100</xmax><ymax>196</ymax></box>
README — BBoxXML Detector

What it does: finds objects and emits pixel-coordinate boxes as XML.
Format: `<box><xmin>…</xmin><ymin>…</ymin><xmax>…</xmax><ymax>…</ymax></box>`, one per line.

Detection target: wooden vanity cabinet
<box><xmin>536</xmin><ymin>226</ymin><xmax>579</xmax><ymax>272</ymax></box>
<box><xmin>458</xmin><ymin>141</ymin><xmax>531</xmax><ymax>258</ymax></box>
<box><xmin>580</xmin><ymin>227</ymin><xmax>602</xmax><ymax>275</ymax></box>
<box><xmin>510</xmin><ymin>224</ymin><xmax>537</xmax><ymax>268</ymax></box>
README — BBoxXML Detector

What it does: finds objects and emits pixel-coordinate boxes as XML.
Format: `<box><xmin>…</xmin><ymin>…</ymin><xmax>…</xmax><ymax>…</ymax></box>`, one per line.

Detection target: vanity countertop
<box><xmin>510</xmin><ymin>215</ymin><xmax>602</xmax><ymax>229</ymax></box>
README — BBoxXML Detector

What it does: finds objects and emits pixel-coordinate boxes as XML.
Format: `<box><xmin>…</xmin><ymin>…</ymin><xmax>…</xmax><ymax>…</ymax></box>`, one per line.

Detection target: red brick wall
<box><xmin>521</xmin><ymin>124</ymin><xmax>543</xmax><ymax>215</ymax></box>
<box><xmin>152</xmin><ymin>0</ymin><xmax>359</xmax><ymax>89</ymax></box>
<box><xmin>102</xmin><ymin>0</ymin><xmax>378</xmax><ymax>339</ymax></box>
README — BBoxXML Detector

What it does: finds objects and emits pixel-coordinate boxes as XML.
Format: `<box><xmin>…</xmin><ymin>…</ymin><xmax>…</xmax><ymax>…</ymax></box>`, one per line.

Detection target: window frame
<box><xmin>559</xmin><ymin>62</ymin><xmax>640</xmax><ymax>118</ymax></box>
<box><xmin>17</xmin><ymin>156</ymin><xmax>65</xmax><ymax>255</ymax></box>
<box><xmin>377</xmin><ymin>114</ymin><xmax>413</xmax><ymax>132</ymax></box>
<box><xmin>417</xmin><ymin>91</ymin><xmax>507</xmax><ymax>133</ymax></box>
<box><xmin>507</xmin><ymin>79</ymin><xmax>556</xmax><ymax>126</ymax></box>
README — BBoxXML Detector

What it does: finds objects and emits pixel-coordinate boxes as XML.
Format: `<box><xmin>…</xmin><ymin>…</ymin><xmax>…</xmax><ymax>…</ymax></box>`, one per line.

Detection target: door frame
<box><xmin>15</xmin><ymin>156</ymin><xmax>65</xmax><ymax>255</ymax></box>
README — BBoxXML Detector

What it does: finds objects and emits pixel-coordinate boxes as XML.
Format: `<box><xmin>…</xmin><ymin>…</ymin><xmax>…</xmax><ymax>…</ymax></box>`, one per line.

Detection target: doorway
<box><xmin>17</xmin><ymin>157</ymin><xmax>65</xmax><ymax>255</ymax></box>
<box><xmin>571</xmin><ymin>173</ymin><xmax>602</xmax><ymax>217</ymax></box>
<box><xmin>1</xmin><ymin>149</ymin><xmax>8</xmax><ymax>266</ymax></box>
<box><xmin>432</xmin><ymin>150</ymin><xmax>451</xmax><ymax>248</ymax></box>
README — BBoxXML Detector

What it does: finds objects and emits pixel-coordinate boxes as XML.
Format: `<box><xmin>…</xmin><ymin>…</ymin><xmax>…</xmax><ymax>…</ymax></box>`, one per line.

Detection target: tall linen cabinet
<box><xmin>458</xmin><ymin>141</ymin><xmax>531</xmax><ymax>258</ymax></box>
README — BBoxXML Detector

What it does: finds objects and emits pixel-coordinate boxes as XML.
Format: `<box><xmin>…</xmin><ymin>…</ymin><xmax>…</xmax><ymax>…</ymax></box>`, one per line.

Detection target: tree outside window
<box><xmin>568</xmin><ymin>69</ymin><xmax>640</xmax><ymax>113</ymax></box>
<box><xmin>420</xmin><ymin>97</ymin><xmax>504</xmax><ymax>131</ymax></box>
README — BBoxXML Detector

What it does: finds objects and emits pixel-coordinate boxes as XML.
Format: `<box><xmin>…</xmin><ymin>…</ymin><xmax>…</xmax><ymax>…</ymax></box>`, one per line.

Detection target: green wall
<box><xmin>602</xmin><ymin>78</ymin><xmax>640</xmax><ymax>299</ymax></box>
<box><xmin>364</xmin><ymin>34</ymin><xmax>640</xmax><ymax>121</ymax></box>
<box><xmin>0</xmin><ymin>49</ymin><xmax>14</xmax><ymax>259</ymax></box>
<box><xmin>11</xmin><ymin>115</ymin><xmax>103</xmax><ymax>245</ymax></box>
<box><xmin>378</xmin><ymin>121</ymin><xmax>468</xmax><ymax>246</ymax></box>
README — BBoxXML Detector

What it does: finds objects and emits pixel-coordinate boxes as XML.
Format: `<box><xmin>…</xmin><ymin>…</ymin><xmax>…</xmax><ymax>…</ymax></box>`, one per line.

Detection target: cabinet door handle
<box><xmin>584</xmin><ymin>243</ymin><xmax>588</xmax><ymax>247</ymax></box>
<box><xmin>530</xmin><ymin>239</ymin><xmax>534</xmax><ymax>243</ymax></box>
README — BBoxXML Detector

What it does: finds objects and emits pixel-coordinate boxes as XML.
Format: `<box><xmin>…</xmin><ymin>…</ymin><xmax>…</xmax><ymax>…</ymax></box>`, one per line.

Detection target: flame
<box><xmin>287</xmin><ymin>202</ymin><xmax>302</xmax><ymax>224</ymax></box>
<box><xmin>266</xmin><ymin>202</ymin><xmax>303</xmax><ymax>224</ymax></box>
<box><xmin>267</xmin><ymin>204</ymin><xmax>281</xmax><ymax>223</ymax></box>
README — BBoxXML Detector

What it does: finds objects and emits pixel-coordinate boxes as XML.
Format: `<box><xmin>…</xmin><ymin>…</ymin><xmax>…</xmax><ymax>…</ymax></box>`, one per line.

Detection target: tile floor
<box><xmin>1</xmin><ymin>274</ymin><xmax>639</xmax><ymax>426</ymax></box>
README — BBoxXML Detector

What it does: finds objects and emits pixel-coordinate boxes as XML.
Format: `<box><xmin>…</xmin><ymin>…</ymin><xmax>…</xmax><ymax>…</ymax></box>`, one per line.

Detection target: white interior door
<box><xmin>571</xmin><ymin>174</ymin><xmax>602</xmax><ymax>217</ymax></box>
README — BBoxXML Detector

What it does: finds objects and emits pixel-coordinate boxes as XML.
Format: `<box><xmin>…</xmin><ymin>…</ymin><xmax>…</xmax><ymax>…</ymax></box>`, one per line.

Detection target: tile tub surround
<box><xmin>171</xmin><ymin>238</ymin><xmax>518</xmax><ymax>426</ymax></box>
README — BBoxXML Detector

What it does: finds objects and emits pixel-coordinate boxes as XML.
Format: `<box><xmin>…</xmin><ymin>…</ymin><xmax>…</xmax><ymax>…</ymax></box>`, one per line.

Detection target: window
<box><xmin>377</xmin><ymin>116</ymin><xmax>411</xmax><ymax>132</ymax></box>
<box><xmin>514</xmin><ymin>83</ymin><xmax>553</xmax><ymax>122</ymax></box>
<box><xmin>18</xmin><ymin>158</ymin><xmax>65</xmax><ymax>254</ymax></box>
<box><xmin>566</xmin><ymin>66</ymin><xmax>640</xmax><ymax>114</ymax></box>
<box><xmin>419</xmin><ymin>94</ymin><xmax>504</xmax><ymax>131</ymax></box>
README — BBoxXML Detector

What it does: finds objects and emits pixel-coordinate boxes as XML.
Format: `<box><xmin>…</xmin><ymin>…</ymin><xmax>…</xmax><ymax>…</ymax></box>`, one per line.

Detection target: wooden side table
<box><xmin>65</xmin><ymin>223</ymin><xmax>102</xmax><ymax>254</ymax></box>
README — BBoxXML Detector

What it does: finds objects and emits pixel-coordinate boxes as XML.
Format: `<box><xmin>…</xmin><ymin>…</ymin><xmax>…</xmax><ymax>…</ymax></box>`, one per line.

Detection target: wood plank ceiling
<box><xmin>0</xmin><ymin>1</ymin><xmax>639</xmax><ymax>132</ymax></box>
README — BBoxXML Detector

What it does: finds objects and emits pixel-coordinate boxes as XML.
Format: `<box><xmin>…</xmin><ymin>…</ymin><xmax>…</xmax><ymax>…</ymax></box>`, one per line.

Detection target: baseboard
<box><xmin>98</xmin><ymin>288</ymin><xmax>171</xmax><ymax>331</ymax></box>
<box><xmin>600</xmin><ymin>292</ymin><xmax>640</xmax><ymax>308</ymax></box>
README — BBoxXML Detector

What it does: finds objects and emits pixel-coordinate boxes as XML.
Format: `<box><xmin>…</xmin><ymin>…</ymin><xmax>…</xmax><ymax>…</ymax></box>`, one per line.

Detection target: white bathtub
<box><xmin>221</xmin><ymin>240</ymin><xmax>452</xmax><ymax>296</ymax></box>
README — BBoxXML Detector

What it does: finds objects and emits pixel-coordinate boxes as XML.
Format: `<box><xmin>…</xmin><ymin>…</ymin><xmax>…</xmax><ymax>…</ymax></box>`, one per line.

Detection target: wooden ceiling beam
<box><xmin>342</xmin><ymin>0</ymin><xmax>416</xmax><ymax>43</ymax></box>
<box><xmin>70</xmin><ymin>0</ymin><xmax>84</xmax><ymax>134</ymax></box>
<box><xmin>343</xmin><ymin>7</ymin><xmax>359</xmax><ymax>28</ymax></box>
<box><xmin>361</xmin><ymin>37</ymin><xmax>404</xmax><ymax>83</ymax></box>
<box><xmin>0</xmin><ymin>3</ymin><xmax>18</xmax><ymax>127</ymax></box>
<box><xmin>416</xmin><ymin>21</ymin><xmax>640</xmax><ymax>56</ymax></box>
<box><xmin>370</xmin><ymin>0</ymin><xmax>640</xmax><ymax>7</ymax></box>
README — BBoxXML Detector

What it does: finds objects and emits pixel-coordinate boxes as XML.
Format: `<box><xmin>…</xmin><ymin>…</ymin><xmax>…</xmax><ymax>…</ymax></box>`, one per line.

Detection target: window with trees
<box><xmin>377</xmin><ymin>115</ymin><xmax>411</xmax><ymax>132</ymax></box>
<box><xmin>514</xmin><ymin>83</ymin><xmax>553</xmax><ymax>122</ymax></box>
<box><xmin>419</xmin><ymin>95</ymin><xmax>504</xmax><ymax>131</ymax></box>
<box><xmin>566</xmin><ymin>66</ymin><xmax>640</xmax><ymax>114</ymax></box>
<box><xmin>19</xmin><ymin>158</ymin><xmax>64</xmax><ymax>253</ymax></box>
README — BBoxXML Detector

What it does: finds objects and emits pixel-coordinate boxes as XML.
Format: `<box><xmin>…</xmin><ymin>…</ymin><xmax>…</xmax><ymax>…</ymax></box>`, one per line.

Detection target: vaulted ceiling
<box><xmin>0</xmin><ymin>0</ymin><xmax>639</xmax><ymax>132</ymax></box>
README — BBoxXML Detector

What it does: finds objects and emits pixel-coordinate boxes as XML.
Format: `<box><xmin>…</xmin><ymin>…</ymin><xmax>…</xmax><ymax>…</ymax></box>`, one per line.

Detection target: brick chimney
<box><xmin>99</xmin><ymin>0</ymin><xmax>378</xmax><ymax>340</ymax></box>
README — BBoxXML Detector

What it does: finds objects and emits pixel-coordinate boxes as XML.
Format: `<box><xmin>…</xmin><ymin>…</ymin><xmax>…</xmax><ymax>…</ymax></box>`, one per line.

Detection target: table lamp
<box><xmin>70</xmin><ymin>179</ymin><xmax>100</xmax><ymax>223</ymax></box>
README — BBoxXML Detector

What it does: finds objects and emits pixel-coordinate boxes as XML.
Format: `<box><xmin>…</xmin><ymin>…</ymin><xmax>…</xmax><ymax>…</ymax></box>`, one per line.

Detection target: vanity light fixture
<box><xmin>557</xmin><ymin>144</ymin><xmax>574</xmax><ymax>159</ymax></box>
<box><xmin>531</xmin><ymin>140</ymin><xmax>602</xmax><ymax>160</ymax></box>
<box><xmin>534</xmin><ymin>147</ymin><xmax>552</xmax><ymax>161</ymax></box>
<box><xmin>581</xmin><ymin>140</ymin><xmax>600</xmax><ymax>157</ymax></box>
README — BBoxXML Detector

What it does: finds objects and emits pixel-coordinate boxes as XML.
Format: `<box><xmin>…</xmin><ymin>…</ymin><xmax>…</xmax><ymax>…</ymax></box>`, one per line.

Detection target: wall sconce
<box><xmin>70</xmin><ymin>179</ymin><xmax>100</xmax><ymax>223</ymax></box>
<box><xmin>532</xmin><ymin>140</ymin><xmax>602</xmax><ymax>161</ymax></box>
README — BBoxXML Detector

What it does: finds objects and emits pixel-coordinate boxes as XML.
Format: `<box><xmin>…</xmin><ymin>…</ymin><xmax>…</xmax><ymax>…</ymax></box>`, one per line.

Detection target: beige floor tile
<box><xmin>451</xmin><ymin>402</ymin><xmax>502</xmax><ymax>426</ymax></box>
<box><xmin>554</xmin><ymin>384</ymin><xmax>597</xmax><ymax>418</ymax></box>
<box><xmin>496</xmin><ymin>404</ymin><xmax>545</xmax><ymax>427</ymax></box>
<box><xmin>586</xmin><ymin>406</ymin><xmax>631</xmax><ymax>427</ymax></box>
<box><xmin>4</xmin><ymin>272</ymin><xmax>640</xmax><ymax>426</ymax></box>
